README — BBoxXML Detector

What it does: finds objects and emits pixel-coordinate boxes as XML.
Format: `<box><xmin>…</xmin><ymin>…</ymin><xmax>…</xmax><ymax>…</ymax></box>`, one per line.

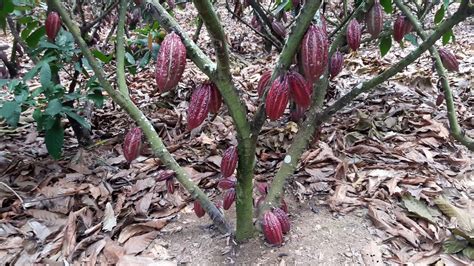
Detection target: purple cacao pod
<box><xmin>45</xmin><ymin>11</ymin><xmax>61</xmax><ymax>41</ymax></box>
<box><xmin>221</xmin><ymin>146</ymin><xmax>238</xmax><ymax>178</ymax></box>
<box><xmin>265</xmin><ymin>75</ymin><xmax>290</xmax><ymax>120</ymax></box>
<box><xmin>300</xmin><ymin>24</ymin><xmax>328</xmax><ymax>83</ymax></box>
<box><xmin>155</xmin><ymin>32</ymin><xmax>187</xmax><ymax>92</ymax></box>
<box><xmin>123</xmin><ymin>127</ymin><xmax>142</xmax><ymax>163</ymax></box>
<box><xmin>347</xmin><ymin>19</ymin><xmax>361</xmax><ymax>51</ymax></box>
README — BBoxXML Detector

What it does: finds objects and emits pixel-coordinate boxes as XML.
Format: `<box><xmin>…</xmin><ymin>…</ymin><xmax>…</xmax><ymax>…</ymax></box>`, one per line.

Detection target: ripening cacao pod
<box><xmin>300</xmin><ymin>24</ymin><xmax>328</xmax><ymax>83</ymax></box>
<box><xmin>45</xmin><ymin>11</ymin><xmax>61</xmax><ymax>41</ymax></box>
<box><xmin>438</xmin><ymin>48</ymin><xmax>459</xmax><ymax>72</ymax></box>
<box><xmin>366</xmin><ymin>0</ymin><xmax>383</xmax><ymax>38</ymax></box>
<box><xmin>347</xmin><ymin>19</ymin><xmax>361</xmax><ymax>51</ymax></box>
<box><xmin>156</xmin><ymin>170</ymin><xmax>174</xmax><ymax>182</ymax></box>
<box><xmin>155</xmin><ymin>32</ymin><xmax>186</xmax><ymax>92</ymax></box>
<box><xmin>123</xmin><ymin>127</ymin><xmax>142</xmax><ymax>163</ymax></box>
<box><xmin>272</xmin><ymin>207</ymin><xmax>290</xmax><ymax>234</ymax></box>
<box><xmin>288</xmin><ymin>71</ymin><xmax>311</xmax><ymax>108</ymax></box>
<box><xmin>272</xmin><ymin>21</ymin><xmax>287</xmax><ymax>38</ymax></box>
<box><xmin>194</xmin><ymin>201</ymin><xmax>205</xmax><ymax>218</ymax></box>
<box><xmin>266</xmin><ymin>75</ymin><xmax>290</xmax><ymax>120</ymax></box>
<box><xmin>218</xmin><ymin>176</ymin><xmax>236</xmax><ymax>190</ymax></box>
<box><xmin>329</xmin><ymin>50</ymin><xmax>344</xmax><ymax>79</ymax></box>
<box><xmin>208</xmin><ymin>83</ymin><xmax>222</xmax><ymax>113</ymax></box>
<box><xmin>257</xmin><ymin>71</ymin><xmax>272</xmax><ymax>97</ymax></box>
<box><xmin>436</xmin><ymin>94</ymin><xmax>444</xmax><ymax>106</ymax></box>
<box><xmin>187</xmin><ymin>84</ymin><xmax>211</xmax><ymax>130</ymax></box>
<box><xmin>251</xmin><ymin>15</ymin><xmax>261</xmax><ymax>30</ymax></box>
<box><xmin>223</xmin><ymin>188</ymin><xmax>236</xmax><ymax>210</ymax></box>
<box><xmin>393</xmin><ymin>14</ymin><xmax>413</xmax><ymax>43</ymax></box>
<box><xmin>262</xmin><ymin>211</ymin><xmax>283</xmax><ymax>245</ymax></box>
<box><xmin>166</xmin><ymin>178</ymin><xmax>175</xmax><ymax>194</ymax></box>
<box><xmin>221</xmin><ymin>146</ymin><xmax>238</xmax><ymax>178</ymax></box>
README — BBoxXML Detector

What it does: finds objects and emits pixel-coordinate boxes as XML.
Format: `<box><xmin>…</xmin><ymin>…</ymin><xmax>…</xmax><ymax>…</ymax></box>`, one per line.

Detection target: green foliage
<box><xmin>379</xmin><ymin>35</ymin><xmax>392</xmax><ymax>57</ymax></box>
<box><xmin>380</xmin><ymin>0</ymin><xmax>393</xmax><ymax>14</ymax></box>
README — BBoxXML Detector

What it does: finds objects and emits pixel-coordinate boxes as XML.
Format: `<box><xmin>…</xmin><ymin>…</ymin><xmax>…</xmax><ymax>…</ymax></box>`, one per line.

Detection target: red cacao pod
<box><xmin>393</xmin><ymin>14</ymin><xmax>412</xmax><ymax>43</ymax></box>
<box><xmin>300</xmin><ymin>24</ymin><xmax>328</xmax><ymax>82</ymax></box>
<box><xmin>366</xmin><ymin>0</ymin><xmax>384</xmax><ymax>38</ymax></box>
<box><xmin>194</xmin><ymin>201</ymin><xmax>205</xmax><ymax>218</ymax></box>
<box><xmin>347</xmin><ymin>19</ymin><xmax>361</xmax><ymax>51</ymax></box>
<box><xmin>265</xmin><ymin>75</ymin><xmax>290</xmax><ymax>120</ymax></box>
<box><xmin>271</xmin><ymin>21</ymin><xmax>287</xmax><ymax>38</ymax></box>
<box><xmin>257</xmin><ymin>71</ymin><xmax>272</xmax><ymax>97</ymax></box>
<box><xmin>438</xmin><ymin>48</ymin><xmax>459</xmax><ymax>72</ymax></box>
<box><xmin>208</xmin><ymin>83</ymin><xmax>222</xmax><ymax>113</ymax></box>
<box><xmin>221</xmin><ymin>146</ymin><xmax>238</xmax><ymax>178</ymax></box>
<box><xmin>223</xmin><ymin>188</ymin><xmax>236</xmax><ymax>210</ymax></box>
<box><xmin>262</xmin><ymin>211</ymin><xmax>283</xmax><ymax>245</ymax></box>
<box><xmin>251</xmin><ymin>15</ymin><xmax>261</xmax><ymax>30</ymax></box>
<box><xmin>155</xmin><ymin>32</ymin><xmax>186</xmax><ymax>92</ymax></box>
<box><xmin>288</xmin><ymin>71</ymin><xmax>311</xmax><ymax>108</ymax></box>
<box><xmin>166</xmin><ymin>178</ymin><xmax>175</xmax><ymax>194</ymax></box>
<box><xmin>187</xmin><ymin>84</ymin><xmax>211</xmax><ymax>130</ymax></box>
<box><xmin>45</xmin><ymin>11</ymin><xmax>61</xmax><ymax>41</ymax></box>
<box><xmin>218</xmin><ymin>176</ymin><xmax>236</xmax><ymax>190</ymax></box>
<box><xmin>123</xmin><ymin>127</ymin><xmax>142</xmax><ymax>163</ymax></box>
<box><xmin>272</xmin><ymin>207</ymin><xmax>290</xmax><ymax>234</ymax></box>
<box><xmin>329</xmin><ymin>50</ymin><xmax>344</xmax><ymax>79</ymax></box>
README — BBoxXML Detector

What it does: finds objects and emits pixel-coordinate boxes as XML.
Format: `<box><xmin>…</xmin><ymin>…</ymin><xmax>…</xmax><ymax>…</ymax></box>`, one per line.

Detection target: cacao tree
<box><xmin>0</xmin><ymin>0</ymin><xmax>473</xmax><ymax>248</ymax></box>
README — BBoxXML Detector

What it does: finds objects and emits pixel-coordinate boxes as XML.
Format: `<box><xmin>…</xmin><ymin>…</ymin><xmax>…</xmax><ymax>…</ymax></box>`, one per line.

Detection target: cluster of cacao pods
<box><xmin>123</xmin><ymin>127</ymin><xmax>143</xmax><ymax>163</ymax></box>
<box><xmin>438</xmin><ymin>48</ymin><xmax>459</xmax><ymax>72</ymax></box>
<box><xmin>265</xmin><ymin>71</ymin><xmax>313</xmax><ymax>121</ymax></box>
<box><xmin>393</xmin><ymin>14</ymin><xmax>413</xmax><ymax>43</ymax></box>
<box><xmin>262</xmin><ymin>207</ymin><xmax>290</xmax><ymax>245</ymax></box>
<box><xmin>45</xmin><ymin>11</ymin><xmax>62</xmax><ymax>41</ymax></box>
<box><xmin>156</xmin><ymin>170</ymin><xmax>176</xmax><ymax>194</ymax></box>
<box><xmin>187</xmin><ymin>82</ymin><xmax>222</xmax><ymax>130</ymax></box>
<box><xmin>155</xmin><ymin>32</ymin><xmax>187</xmax><ymax>92</ymax></box>
<box><xmin>218</xmin><ymin>175</ymin><xmax>237</xmax><ymax>210</ymax></box>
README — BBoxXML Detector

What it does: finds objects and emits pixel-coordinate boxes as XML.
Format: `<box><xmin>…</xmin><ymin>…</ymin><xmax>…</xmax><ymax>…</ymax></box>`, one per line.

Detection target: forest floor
<box><xmin>0</xmin><ymin>1</ymin><xmax>473</xmax><ymax>265</ymax></box>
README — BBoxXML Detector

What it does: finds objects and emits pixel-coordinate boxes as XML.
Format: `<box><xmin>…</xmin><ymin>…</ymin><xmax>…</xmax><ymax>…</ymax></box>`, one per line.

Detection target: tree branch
<box><xmin>261</xmin><ymin>0</ymin><xmax>473</xmax><ymax>211</ymax></box>
<box><xmin>394</xmin><ymin>0</ymin><xmax>473</xmax><ymax>150</ymax></box>
<box><xmin>116</xmin><ymin>0</ymin><xmax>129</xmax><ymax>98</ymax></box>
<box><xmin>251</xmin><ymin>0</ymin><xmax>323</xmax><ymax>136</ymax></box>
<box><xmin>47</xmin><ymin>0</ymin><xmax>232</xmax><ymax>234</ymax></box>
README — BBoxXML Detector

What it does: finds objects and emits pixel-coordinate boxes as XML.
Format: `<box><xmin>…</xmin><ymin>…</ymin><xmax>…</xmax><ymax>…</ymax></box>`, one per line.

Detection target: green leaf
<box><xmin>379</xmin><ymin>0</ymin><xmax>393</xmax><ymax>14</ymax></box>
<box><xmin>64</xmin><ymin>109</ymin><xmax>91</xmax><ymax>130</ymax></box>
<box><xmin>0</xmin><ymin>100</ymin><xmax>21</xmax><ymax>127</ymax></box>
<box><xmin>125</xmin><ymin>52</ymin><xmax>136</xmax><ymax>65</ymax></box>
<box><xmin>87</xmin><ymin>89</ymin><xmax>104</xmax><ymax>107</ymax></box>
<box><xmin>25</xmin><ymin>26</ymin><xmax>45</xmax><ymax>47</ymax></box>
<box><xmin>45</xmin><ymin>98</ymin><xmax>63</xmax><ymax>116</ymax></box>
<box><xmin>45</xmin><ymin>118</ymin><xmax>64</xmax><ymax>160</ymax></box>
<box><xmin>434</xmin><ymin>6</ymin><xmax>445</xmax><ymax>24</ymax></box>
<box><xmin>462</xmin><ymin>246</ymin><xmax>474</xmax><ymax>260</ymax></box>
<box><xmin>39</xmin><ymin>63</ymin><xmax>52</xmax><ymax>88</ymax></box>
<box><xmin>402</xmin><ymin>194</ymin><xmax>436</xmax><ymax>223</ymax></box>
<box><xmin>443</xmin><ymin>238</ymin><xmax>468</xmax><ymax>254</ymax></box>
<box><xmin>379</xmin><ymin>36</ymin><xmax>392</xmax><ymax>57</ymax></box>
<box><xmin>92</xmin><ymin>49</ymin><xmax>113</xmax><ymax>63</ymax></box>
<box><xmin>434</xmin><ymin>196</ymin><xmax>474</xmax><ymax>233</ymax></box>
<box><xmin>138</xmin><ymin>51</ymin><xmax>151</xmax><ymax>68</ymax></box>
<box><xmin>443</xmin><ymin>0</ymin><xmax>449</xmax><ymax>10</ymax></box>
<box><xmin>442</xmin><ymin>29</ymin><xmax>453</xmax><ymax>45</ymax></box>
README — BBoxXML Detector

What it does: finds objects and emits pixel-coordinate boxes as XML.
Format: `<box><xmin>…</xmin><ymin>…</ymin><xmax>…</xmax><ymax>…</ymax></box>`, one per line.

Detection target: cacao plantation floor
<box><xmin>1</xmin><ymin>1</ymin><xmax>473</xmax><ymax>265</ymax></box>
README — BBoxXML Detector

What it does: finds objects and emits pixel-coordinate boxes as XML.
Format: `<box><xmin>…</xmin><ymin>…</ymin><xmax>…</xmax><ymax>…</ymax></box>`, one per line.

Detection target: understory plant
<box><xmin>1</xmin><ymin>0</ymin><xmax>473</xmax><ymax>244</ymax></box>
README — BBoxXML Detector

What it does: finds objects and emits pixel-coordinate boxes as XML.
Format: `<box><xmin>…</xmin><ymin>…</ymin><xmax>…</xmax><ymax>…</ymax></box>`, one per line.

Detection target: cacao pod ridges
<box><xmin>438</xmin><ymin>48</ymin><xmax>459</xmax><ymax>72</ymax></box>
<box><xmin>123</xmin><ymin>127</ymin><xmax>143</xmax><ymax>163</ymax></box>
<box><xmin>208</xmin><ymin>82</ymin><xmax>222</xmax><ymax>113</ymax></box>
<box><xmin>221</xmin><ymin>146</ymin><xmax>238</xmax><ymax>177</ymax></box>
<box><xmin>347</xmin><ymin>19</ymin><xmax>361</xmax><ymax>51</ymax></box>
<box><xmin>155</xmin><ymin>32</ymin><xmax>187</xmax><ymax>92</ymax></box>
<box><xmin>300</xmin><ymin>24</ymin><xmax>328</xmax><ymax>83</ymax></box>
<box><xmin>45</xmin><ymin>11</ymin><xmax>61</xmax><ymax>41</ymax></box>
<box><xmin>187</xmin><ymin>84</ymin><xmax>212</xmax><ymax>130</ymax></box>
<box><xmin>265</xmin><ymin>75</ymin><xmax>290</xmax><ymax>120</ymax></box>
<box><xmin>272</xmin><ymin>207</ymin><xmax>290</xmax><ymax>234</ymax></box>
<box><xmin>223</xmin><ymin>188</ymin><xmax>236</xmax><ymax>210</ymax></box>
<box><xmin>365</xmin><ymin>0</ymin><xmax>384</xmax><ymax>38</ymax></box>
<box><xmin>287</xmin><ymin>71</ymin><xmax>311</xmax><ymax>108</ymax></box>
<box><xmin>262</xmin><ymin>211</ymin><xmax>284</xmax><ymax>245</ymax></box>
<box><xmin>329</xmin><ymin>50</ymin><xmax>344</xmax><ymax>79</ymax></box>
<box><xmin>393</xmin><ymin>14</ymin><xmax>413</xmax><ymax>43</ymax></box>
<box><xmin>257</xmin><ymin>71</ymin><xmax>272</xmax><ymax>97</ymax></box>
